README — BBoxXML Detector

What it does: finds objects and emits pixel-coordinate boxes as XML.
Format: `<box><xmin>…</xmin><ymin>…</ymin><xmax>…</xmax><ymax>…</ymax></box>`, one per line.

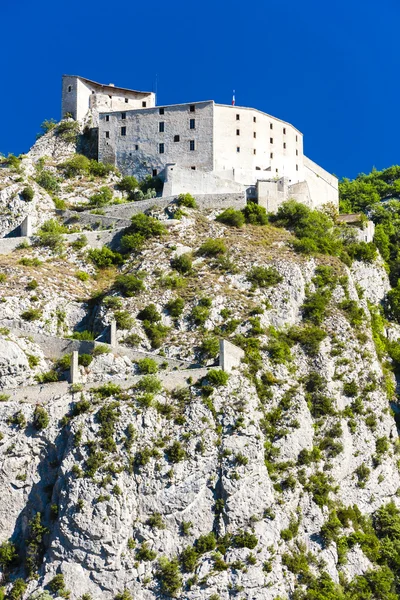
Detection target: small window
<box><xmin>236</xmin><ymin>147</ymin><xmax>240</xmax><ymax>153</ymax></box>
<box><xmin>296</xmin><ymin>164</ymin><xmax>298</xmax><ymax>171</ymax></box>
<box><xmin>108</xmin><ymin>95</ymin><xmax>112</xmax><ymax>99</ymax></box>
<box><xmin>159</xmin><ymin>122</ymin><xmax>165</xmax><ymax>132</ymax></box>
<box><xmin>125</xmin><ymin>98</ymin><xmax>129</xmax><ymax>103</ymax></box>
<box><xmin>296</xmin><ymin>149</ymin><xmax>298</xmax><ymax>156</ymax></box>
<box><xmin>276</xmin><ymin>168</ymin><xmax>278</xmax><ymax>173</ymax></box>
<box><xmin>296</xmin><ymin>135</ymin><xmax>298</xmax><ymax>142</ymax></box>
<box><xmin>190</xmin><ymin>118</ymin><xmax>195</xmax><ymax>129</ymax></box>
<box><xmin>189</xmin><ymin>140</ymin><xmax>195</xmax><ymax>151</ymax></box>
<box><xmin>135</xmin><ymin>144</ymin><xmax>139</xmax><ymax>150</ymax></box>
<box><xmin>121</xmin><ymin>112</ymin><xmax>126</xmax><ymax>119</ymax></box>
<box><xmin>236</xmin><ymin>114</ymin><xmax>240</xmax><ymax>120</ymax></box>
<box><xmin>159</xmin><ymin>143</ymin><xmax>164</xmax><ymax>154</ymax></box>
<box><xmin>270</xmin><ymin>152</ymin><xmax>273</xmax><ymax>159</ymax></box>
<box><xmin>256</xmin><ymin>166</ymin><xmax>261</xmax><ymax>170</ymax></box>
<box><xmin>142</xmin><ymin>101</ymin><xmax>147</xmax><ymax>107</ymax></box>
<box><xmin>270</xmin><ymin>123</ymin><xmax>273</xmax><ymax>130</ymax></box>
<box><xmin>253</xmin><ymin>132</ymin><xmax>256</xmax><ymax>138</ymax></box>
<box><xmin>283</xmin><ymin>127</ymin><xmax>286</xmax><ymax>134</ymax></box>
<box><xmin>191</xmin><ymin>166</ymin><xmax>196</xmax><ymax>170</ymax></box>
<box><xmin>236</xmin><ymin>129</ymin><xmax>240</xmax><ymax>135</ymax></box>
<box><xmin>68</xmin><ymin>85</ymin><xmax>72</xmax><ymax>92</ymax></box>
<box><xmin>190</xmin><ymin>104</ymin><xmax>195</xmax><ymax>112</ymax></box>
<box><xmin>105</xmin><ymin>131</ymin><xmax>109</xmax><ymax>138</ymax></box>
<box><xmin>270</xmin><ymin>138</ymin><xmax>273</xmax><ymax>144</ymax></box>
<box><xmin>159</xmin><ymin>107</ymin><xmax>164</xmax><ymax>115</ymax></box>
<box><xmin>253</xmin><ymin>149</ymin><xmax>256</xmax><ymax>155</ymax></box>
<box><xmin>152</xmin><ymin>169</ymin><xmax>158</xmax><ymax>177</ymax></box>
<box><xmin>105</xmin><ymin>115</ymin><xmax>110</xmax><ymax>122</ymax></box>
<box><xmin>121</xmin><ymin>127</ymin><xmax>126</xmax><ymax>136</ymax></box>
<box><xmin>283</xmin><ymin>142</ymin><xmax>286</xmax><ymax>149</ymax></box>
<box><xmin>174</xmin><ymin>135</ymin><xmax>180</xmax><ymax>142</ymax></box>
<box><xmin>253</xmin><ymin>116</ymin><xmax>256</xmax><ymax>123</ymax></box>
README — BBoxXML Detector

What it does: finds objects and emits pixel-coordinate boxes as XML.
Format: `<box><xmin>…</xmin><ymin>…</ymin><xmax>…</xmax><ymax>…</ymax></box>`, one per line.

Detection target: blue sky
<box><xmin>2</xmin><ymin>0</ymin><xmax>400</xmax><ymax>180</ymax></box>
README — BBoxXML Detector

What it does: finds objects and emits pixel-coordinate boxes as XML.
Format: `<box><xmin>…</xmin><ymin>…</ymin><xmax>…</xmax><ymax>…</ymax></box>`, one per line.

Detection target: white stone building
<box><xmin>63</xmin><ymin>75</ymin><xmax>338</xmax><ymax>210</ymax></box>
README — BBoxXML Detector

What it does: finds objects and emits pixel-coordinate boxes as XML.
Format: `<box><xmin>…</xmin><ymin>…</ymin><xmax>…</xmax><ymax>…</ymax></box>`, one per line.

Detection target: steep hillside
<box><xmin>1</xmin><ymin>129</ymin><xmax>400</xmax><ymax>600</ymax></box>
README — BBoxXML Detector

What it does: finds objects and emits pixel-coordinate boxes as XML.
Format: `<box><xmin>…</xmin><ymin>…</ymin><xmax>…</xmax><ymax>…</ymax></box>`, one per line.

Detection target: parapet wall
<box><xmin>303</xmin><ymin>156</ymin><xmax>339</xmax><ymax>208</ymax></box>
<box><xmin>162</xmin><ymin>164</ymin><xmax>245</xmax><ymax>197</ymax></box>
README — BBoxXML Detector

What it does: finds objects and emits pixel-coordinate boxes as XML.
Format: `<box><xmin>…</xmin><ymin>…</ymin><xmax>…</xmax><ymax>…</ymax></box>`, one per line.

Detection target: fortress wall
<box><xmin>99</xmin><ymin>101</ymin><xmax>214</xmax><ymax>180</ymax></box>
<box><xmin>304</xmin><ymin>155</ymin><xmax>339</xmax><ymax>208</ymax></box>
<box><xmin>213</xmin><ymin>105</ymin><xmax>304</xmax><ymax>185</ymax></box>
<box><xmin>162</xmin><ymin>164</ymin><xmax>244</xmax><ymax>196</ymax></box>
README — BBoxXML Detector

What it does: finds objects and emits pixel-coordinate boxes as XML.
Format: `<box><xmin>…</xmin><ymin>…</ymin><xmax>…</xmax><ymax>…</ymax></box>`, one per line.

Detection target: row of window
<box><xmin>159</xmin><ymin>141</ymin><xmax>195</xmax><ymax>153</ymax></box>
<box><xmin>159</xmin><ymin>119</ymin><xmax>195</xmax><ymax>132</ymax></box>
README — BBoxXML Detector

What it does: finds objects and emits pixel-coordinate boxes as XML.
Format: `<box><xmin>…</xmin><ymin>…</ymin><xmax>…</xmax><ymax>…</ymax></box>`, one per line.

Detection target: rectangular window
<box><xmin>253</xmin><ymin>132</ymin><xmax>256</xmax><ymax>138</ymax></box>
<box><xmin>189</xmin><ymin>140</ymin><xmax>195</xmax><ymax>151</ymax></box>
<box><xmin>121</xmin><ymin>112</ymin><xmax>126</xmax><ymax>119</ymax></box>
<box><xmin>283</xmin><ymin>127</ymin><xmax>286</xmax><ymax>134</ymax></box>
<box><xmin>270</xmin><ymin>123</ymin><xmax>273</xmax><ymax>130</ymax></box>
<box><xmin>190</xmin><ymin>118</ymin><xmax>195</xmax><ymax>129</ymax></box>
<box><xmin>296</xmin><ymin>164</ymin><xmax>299</xmax><ymax>171</ymax></box>
<box><xmin>174</xmin><ymin>135</ymin><xmax>180</xmax><ymax>142</ymax></box>
<box><xmin>236</xmin><ymin>147</ymin><xmax>240</xmax><ymax>153</ymax></box>
<box><xmin>270</xmin><ymin>152</ymin><xmax>273</xmax><ymax>159</ymax></box>
<box><xmin>236</xmin><ymin>114</ymin><xmax>240</xmax><ymax>120</ymax></box>
<box><xmin>253</xmin><ymin>149</ymin><xmax>256</xmax><ymax>155</ymax></box>
<box><xmin>121</xmin><ymin>127</ymin><xmax>126</xmax><ymax>136</ymax></box>
<box><xmin>296</xmin><ymin>135</ymin><xmax>298</xmax><ymax>142</ymax></box>
<box><xmin>159</xmin><ymin>143</ymin><xmax>164</xmax><ymax>153</ymax></box>
<box><xmin>105</xmin><ymin>131</ymin><xmax>109</xmax><ymax>138</ymax></box>
<box><xmin>191</xmin><ymin>166</ymin><xmax>196</xmax><ymax>170</ymax></box>
<box><xmin>135</xmin><ymin>144</ymin><xmax>139</xmax><ymax>150</ymax></box>
<box><xmin>142</xmin><ymin>101</ymin><xmax>147</xmax><ymax>107</ymax></box>
<box><xmin>236</xmin><ymin>129</ymin><xmax>240</xmax><ymax>135</ymax></box>
<box><xmin>270</xmin><ymin>138</ymin><xmax>273</xmax><ymax>144</ymax></box>
<box><xmin>68</xmin><ymin>85</ymin><xmax>72</xmax><ymax>92</ymax></box>
<box><xmin>159</xmin><ymin>122</ymin><xmax>165</xmax><ymax>132</ymax></box>
<box><xmin>296</xmin><ymin>149</ymin><xmax>298</xmax><ymax>156</ymax></box>
<box><xmin>152</xmin><ymin>169</ymin><xmax>158</xmax><ymax>177</ymax></box>
<box><xmin>105</xmin><ymin>115</ymin><xmax>110</xmax><ymax>122</ymax></box>
<box><xmin>159</xmin><ymin>107</ymin><xmax>164</xmax><ymax>115</ymax></box>
<box><xmin>253</xmin><ymin>116</ymin><xmax>256</xmax><ymax>123</ymax></box>
<box><xmin>256</xmin><ymin>166</ymin><xmax>261</xmax><ymax>170</ymax></box>
<box><xmin>125</xmin><ymin>98</ymin><xmax>129</xmax><ymax>103</ymax></box>
<box><xmin>283</xmin><ymin>142</ymin><xmax>286</xmax><ymax>149</ymax></box>
<box><xmin>190</xmin><ymin>104</ymin><xmax>195</xmax><ymax>112</ymax></box>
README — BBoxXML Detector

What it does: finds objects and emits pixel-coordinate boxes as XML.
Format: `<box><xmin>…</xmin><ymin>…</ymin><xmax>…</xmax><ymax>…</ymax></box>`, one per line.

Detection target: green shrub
<box><xmin>348</xmin><ymin>241</ymin><xmax>377</xmax><ymax>263</ymax></box>
<box><xmin>75</xmin><ymin>271</ymin><xmax>89</xmax><ymax>281</ymax></box>
<box><xmin>35</xmin><ymin>370</ymin><xmax>59</xmax><ymax>383</ymax></box>
<box><xmin>61</xmin><ymin>154</ymin><xmax>91</xmax><ymax>177</ymax></box>
<box><xmin>21</xmin><ymin>308</ymin><xmax>42</xmax><ymax>321</ymax></box>
<box><xmin>26</xmin><ymin>279</ymin><xmax>38</xmax><ymax>290</ymax></box>
<box><xmin>207</xmin><ymin>369</ymin><xmax>229</xmax><ymax>386</ymax></box>
<box><xmin>232</xmin><ymin>530</ymin><xmax>258</xmax><ymax>549</ymax></box>
<box><xmin>138</xmin><ymin>304</ymin><xmax>161</xmax><ymax>322</ymax></box>
<box><xmin>180</xmin><ymin>546</ymin><xmax>198</xmax><ymax>572</ymax></box>
<box><xmin>114</xmin><ymin>310</ymin><xmax>134</xmax><ymax>330</ymax></box>
<box><xmin>115</xmin><ymin>274</ymin><xmax>145</xmax><ymax>297</ymax></box>
<box><xmin>33</xmin><ymin>406</ymin><xmax>49</xmax><ymax>430</ymax></box>
<box><xmin>0</xmin><ymin>541</ymin><xmax>17</xmax><ymax>567</ymax></box>
<box><xmin>166</xmin><ymin>441</ymin><xmax>186</xmax><ymax>463</ymax></box>
<box><xmin>21</xmin><ymin>186</ymin><xmax>34</xmax><ymax>202</ymax></box>
<box><xmin>103</xmin><ymin>296</ymin><xmax>123</xmax><ymax>309</ymax></box>
<box><xmin>136</xmin><ymin>542</ymin><xmax>157</xmax><ymax>561</ymax></box>
<box><xmin>70</xmin><ymin>330</ymin><xmax>95</xmax><ymax>340</ymax></box>
<box><xmin>355</xmin><ymin>464</ymin><xmax>370</xmax><ymax>487</ymax></box>
<box><xmin>247</xmin><ymin>266</ymin><xmax>282</xmax><ymax>287</ymax></box>
<box><xmin>146</xmin><ymin>512</ymin><xmax>165</xmax><ymax>529</ymax></box>
<box><xmin>177</xmin><ymin>193</ymin><xmax>197</xmax><ymax>208</ymax></box>
<box><xmin>287</xmin><ymin>324</ymin><xmax>327</xmax><ymax>356</ymax></box>
<box><xmin>195</xmin><ymin>532</ymin><xmax>217</xmax><ymax>554</ymax></box>
<box><xmin>118</xmin><ymin>175</ymin><xmax>139</xmax><ymax>197</ymax></box>
<box><xmin>166</xmin><ymin>297</ymin><xmax>184</xmax><ymax>318</ymax></box>
<box><xmin>114</xmin><ymin>591</ymin><xmax>133</xmax><ymax>600</ymax></box>
<box><xmin>199</xmin><ymin>336</ymin><xmax>220</xmax><ymax>358</ymax></box>
<box><xmin>242</xmin><ymin>202</ymin><xmax>269</xmax><ymax>225</ymax></box>
<box><xmin>339</xmin><ymin>299</ymin><xmax>365</xmax><ymax>327</ymax></box>
<box><xmin>78</xmin><ymin>353</ymin><xmax>93</xmax><ymax>367</ymax></box>
<box><xmin>88</xmin><ymin>246</ymin><xmax>123</xmax><ymax>268</ymax></box>
<box><xmin>156</xmin><ymin>557</ymin><xmax>182</xmax><ymax>596</ymax></box>
<box><xmin>36</xmin><ymin>170</ymin><xmax>60</xmax><ymax>192</ymax></box>
<box><xmin>191</xmin><ymin>303</ymin><xmax>211</xmax><ymax>326</ymax></box>
<box><xmin>216</xmin><ymin>208</ymin><xmax>245</xmax><ymax>228</ymax></box>
<box><xmin>171</xmin><ymin>253</ymin><xmax>192</xmax><ymax>274</ymax></box>
<box><xmin>36</xmin><ymin>218</ymin><xmax>68</xmax><ymax>249</ymax></box>
<box><xmin>57</xmin><ymin>120</ymin><xmax>80</xmax><ymax>142</ymax></box>
<box><xmin>89</xmin><ymin>186</ymin><xmax>113</xmax><ymax>207</ymax></box>
<box><xmin>71</xmin><ymin>235</ymin><xmax>88</xmax><ymax>250</ymax></box>
<box><xmin>135</xmin><ymin>375</ymin><xmax>162</xmax><ymax>394</ymax></box>
<box><xmin>128</xmin><ymin>213</ymin><xmax>167</xmax><ymax>239</ymax></box>
<box><xmin>8</xmin><ymin>579</ymin><xmax>27</xmax><ymax>600</ymax></box>
<box><xmin>49</xmin><ymin>574</ymin><xmax>68</xmax><ymax>594</ymax></box>
<box><xmin>120</xmin><ymin>233</ymin><xmax>146</xmax><ymax>253</ymax></box>
<box><xmin>343</xmin><ymin>380</ymin><xmax>358</xmax><ymax>397</ymax></box>
<box><xmin>137</xmin><ymin>358</ymin><xmax>158</xmax><ymax>374</ymax></box>
<box><xmin>92</xmin><ymin>382</ymin><xmax>122</xmax><ymax>398</ymax></box>
<box><xmin>197</xmin><ymin>238</ymin><xmax>227</xmax><ymax>257</ymax></box>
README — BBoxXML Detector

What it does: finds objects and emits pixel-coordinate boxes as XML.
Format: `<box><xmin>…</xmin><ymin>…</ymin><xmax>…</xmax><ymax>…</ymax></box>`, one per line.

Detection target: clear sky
<box><xmin>2</xmin><ymin>0</ymin><xmax>400</xmax><ymax>180</ymax></box>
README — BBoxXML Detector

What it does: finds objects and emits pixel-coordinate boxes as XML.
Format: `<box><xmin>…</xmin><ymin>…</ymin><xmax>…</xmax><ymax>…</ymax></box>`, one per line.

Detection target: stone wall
<box><xmin>304</xmin><ymin>156</ymin><xmax>339</xmax><ymax>208</ymax></box>
<box><xmin>162</xmin><ymin>164</ymin><xmax>245</xmax><ymax>196</ymax></box>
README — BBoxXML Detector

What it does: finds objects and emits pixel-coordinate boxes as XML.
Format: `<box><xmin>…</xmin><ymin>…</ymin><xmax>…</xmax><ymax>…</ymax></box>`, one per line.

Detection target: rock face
<box><xmin>1</xmin><ymin>133</ymin><xmax>400</xmax><ymax>599</ymax></box>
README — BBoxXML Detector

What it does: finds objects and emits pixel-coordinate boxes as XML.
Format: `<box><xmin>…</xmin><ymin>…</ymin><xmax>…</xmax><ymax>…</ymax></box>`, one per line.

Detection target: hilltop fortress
<box><xmin>62</xmin><ymin>75</ymin><xmax>338</xmax><ymax>210</ymax></box>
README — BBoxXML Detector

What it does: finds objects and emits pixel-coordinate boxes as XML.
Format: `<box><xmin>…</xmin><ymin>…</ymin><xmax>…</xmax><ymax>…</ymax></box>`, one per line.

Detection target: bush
<box><xmin>136</xmin><ymin>542</ymin><xmax>157</xmax><ymax>561</ymax></box>
<box><xmin>247</xmin><ymin>266</ymin><xmax>282</xmax><ymax>287</ymax></box>
<box><xmin>343</xmin><ymin>380</ymin><xmax>358</xmax><ymax>397</ymax></box>
<box><xmin>137</xmin><ymin>304</ymin><xmax>161</xmax><ymax>322</ymax></box>
<box><xmin>156</xmin><ymin>557</ymin><xmax>182</xmax><ymax>596</ymax></box>
<box><xmin>89</xmin><ymin>186</ymin><xmax>113</xmax><ymax>207</ymax></box>
<box><xmin>103</xmin><ymin>296</ymin><xmax>123</xmax><ymax>309</ymax></box>
<box><xmin>49</xmin><ymin>574</ymin><xmax>68</xmax><ymax>594</ymax></box>
<box><xmin>8</xmin><ymin>579</ymin><xmax>27</xmax><ymax>600</ymax></box>
<box><xmin>339</xmin><ymin>299</ymin><xmax>365</xmax><ymax>327</ymax></box>
<box><xmin>71</xmin><ymin>235</ymin><xmax>88</xmax><ymax>250</ymax></box>
<box><xmin>242</xmin><ymin>202</ymin><xmax>269</xmax><ymax>225</ymax></box>
<box><xmin>177</xmin><ymin>193</ymin><xmax>197</xmax><ymax>208</ymax></box>
<box><xmin>146</xmin><ymin>512</ymin><xmax>165</xmax><ymax>529</ymax></box>
<box><xmin>115</xmin><ymin>591</ymin><xmax>133</xmax><ymax>600</ymax></box>
<box><xmin>75</xmin><ymin>271</ymin><xmax>89</xmax><ymax>281</ymax></box>
<box><xmin>114</xmin><ymin>310</ymin><xmax>134</xmax><ymax>330</ymax></box>
<box><xmin>115</xmin><ymin>274</ymin><xmax>145</xmax><ymax>297</ymax></box>
<box><xmin>88</xmin><ymin>246</ymin><xmax>123</xmax><ymax>268</ymax></box>
<box><xmin>232</xmin><ymin>530</ymin><xmax>258</xmax><ymax>549</ymax></box>
<box><xmin>166</xmin><ymin>297</ymin><xmax>184</xmax><ymax>318</ymax></box>
<box><xmin>136</xmin><ymin>375</ymin><xmax>162</xmax><ymax>394</ymax></box>
<box><xmin>129</xmin><ymin>213</ymin><xmax>167</xmax><ymax>238</ymax></box>
<box><xmin>180</xmin><ymin>546</ymin><xmax>198</xmax><ymax>572</ymax></box>
<box><xmin>197</xmin><ymin>238</ymin><xmax>227</xmax><ymax>257</ymax></box>
<box><xmin>118</xmin><ymin>175</ymin><xmax>139</xmax><ymax>197</ymax></box>
<box><xmin>137</xmin><ymin>358</ymin><xmax>158</xmax><ymax>374</ymax></box>
<box><xmin>70</xmin><ymin>330</ymin><xmax>95</xmax><ymax>341</ymax></box>
<box><xmin>166</xmin><ymin>441</ymin><xmax>186</xmax><ymax>463</ymax></box>
<box><xmin>195</xmin><ymin>532</ymin><xmax>217</xmax><ymax>554</ymax></box>
<box><xmin>216</xmin><ymin>208</ymin><xmax>245</xmax><ymax>228</ymax></box>
<box><xmin>36</xmin><ymin>218</ymin><xmax>68</xmax><ymax>249</ymax></box>
<box><xmin>35</xmin><ymin>370</ymin><xmax>59</xmax><ymax>383</ymax></box>
<box><xmin>36</xmin><ymin>170</ymin><xmax>60</xmax><ymax>192</ymax></box>
<box><xmin>57</xmin><ymin>120</ymin><xmax>80</xmax><ymax>142</ymax></box>
<box><xmin>0</xmin><ymin>541</ymin><xmax>17</xmax><ymax>567</ymax></box>
<box><xmin>199</xmin><ymin>336</ymin><xmax>220</xmax><ymax>358</ymax></box>
<box><xmin>78</xmin><ymin>353</ymin><xmax>93</xmax><ymax>367</ymax></box>
<box><xmin>207</xmin><ymin>369</ymin><xmax>229</xmax><ymax>386</ymax></box>
<box><xmin>348</xmin><ymin>241</ymin><xmax>377</xmax><ymax>263</ymax></box>
<box><xmin>26</xmin><ymin>279</ymin><xmax>38</xmax><ymax>290</ymax></box>
<box><xmin>21</xmin><ymin>308</ymin><xmax>42</xmax><ymax>321</ymax></box>
<box><xmin>92</xmin><ymin>382</ymin><xmax>121</xmax><ymax>399</ymax></box>
<box><xmin>287</xmin><ymin>324</ymin><xmax>327</xmax><ymax>356</ymax></box>
<box><xmin>21</xmin><ymin>186</ymin><xmax>34</xmax><ymax>202</ymax></box>
<box><xmin>33</xmin><ymin>406</ymin><xmax>49</xmax><ymax>430</ymax></box>
<box><xmin>171</xmin><ymin>253</ymin><xmax>192</xmax><ymax>274</ymax></box>
<box><xmin>61</xmin><ymin>154</ymin><xmax>91</xmax><ymax>177</ymax></box>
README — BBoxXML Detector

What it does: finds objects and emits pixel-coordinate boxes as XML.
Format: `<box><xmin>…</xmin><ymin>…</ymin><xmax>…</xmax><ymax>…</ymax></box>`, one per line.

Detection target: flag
<box><xmin>232</xmin><ymin>90</ymin><xmax>235</xmax><ymax>106</ymax></box>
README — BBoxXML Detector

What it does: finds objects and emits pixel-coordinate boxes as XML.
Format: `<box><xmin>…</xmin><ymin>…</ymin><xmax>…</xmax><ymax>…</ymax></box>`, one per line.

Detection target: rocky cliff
<box><xmin>1</xmin><ymin>128</ymin><xmax>400</xmax><ymax>600</ymax></box>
